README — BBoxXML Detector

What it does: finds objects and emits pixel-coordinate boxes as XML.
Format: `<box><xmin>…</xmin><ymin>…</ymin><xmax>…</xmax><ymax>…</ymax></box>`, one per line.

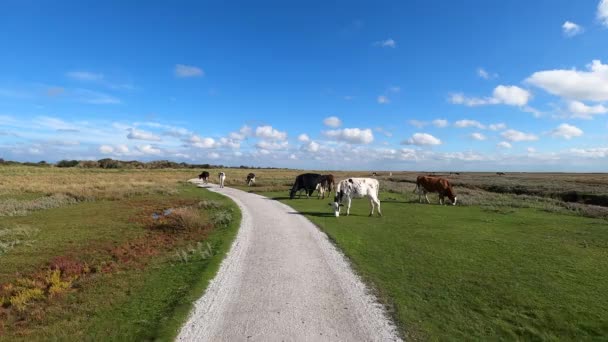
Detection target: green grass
<box><xmin>0</xmin><ymin>184</ymin><xmax>240</xmax><ymax>341</ymax></box>
<box><xmin>266</xmin><ymin>191</ymin><xmax>608</xmax><ymax>340</ymax></box>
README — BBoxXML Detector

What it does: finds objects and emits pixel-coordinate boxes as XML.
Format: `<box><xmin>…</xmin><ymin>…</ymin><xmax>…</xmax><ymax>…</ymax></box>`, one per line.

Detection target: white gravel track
<box><xmin>177</xmin><ymin>180</ymin><xmax>401</xmax><ymax>342</ymax></box>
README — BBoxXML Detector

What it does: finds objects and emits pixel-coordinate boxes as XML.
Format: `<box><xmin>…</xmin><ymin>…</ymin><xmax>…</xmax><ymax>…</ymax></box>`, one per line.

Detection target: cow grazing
<box><xmin>290</xmin><ymin>173</ymin><xmax>322</xmax><ymax>199</ymax></box>
<box><xmin>218</xmin><ymin>172</ymin><xmax>226</xmax><ymax>188</ymax></box>
<box><xmin>246</xmin><ymin>173</ymin><xmax>256</xmax><ymax>186</ymax></box>
<box><xmin>330</xmin><ymin>178</ymin><xmax>381</xmax><ymax>217</ymax></box>
<box><xmin>315</xmin><ymin>174</ymin><xmax>335</xmax><ymax>199</ymax></box>
<box><xmin>414</xmin><ymin>175</ymin><xmax>457</xmax><ymax>205</ymax></box>
<box><xmin>497</xmin><ymin>172</ymin><xmax>506</xmax><ymax>176</ymax></box>
<box><xmin>199</xmin><ymin>171</ymin><xmax>210</xmax><ymax>184</ymax></box>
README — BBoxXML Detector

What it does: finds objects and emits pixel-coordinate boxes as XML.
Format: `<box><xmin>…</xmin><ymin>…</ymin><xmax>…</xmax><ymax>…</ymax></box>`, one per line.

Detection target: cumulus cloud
<box><xmin>377</xmin><ymin>95</ymin><xmax>390</xmax><ymax>104</ymax></box>
<box><xmin>137</xmin><ymin>144</ymin><xmax>161</xmax><ymax>155</ymax></box>
<box><xmin>255</xmin><ymin>125</ymin><xmax>287</xmax><ymax>141</ymax></box>
<box><xmin>470</xmin><ymin>132</ymin><xmax>486</xmax><ymax>141</ymax></box>
<box><xmin>229</xmin><ymin>125</ymin><xmax>252</xmax><ymax>140</ymax></box>
<box><xmin>208</xmin><ymin>152</ymin><xmax>220</xmax><ymax>159</ymax></box>
<box><xmin>323</xmin><ymin>116</ymin><xmax>342</xmax><ymax>128</ymax></box>
<box><xmin>501</xmin><ymin>129</ymin><xmax>539</xmax><ymax>142</ymax></box>
<box><xmin>432</xmin><ymin>119</ymin><xmax>449</xmax><ymax>128</ymax></box>
<box><xmin>301</xmin><ymin>141</ymin><xmax>320</xmax><ymax>152</ymax></box>
<box><xmin>127</xmin><ymin>128</ymin><xmax>162</xmax><ymax>141</ymax></box>
<box><xmin>218</xmin><ymin>137</ymin><xmax>241</xmax><ymax>149</ymax></box>
<box><xmin>562</xmin><ymin>21</ymin><xmax>583</xmax><ymax>37</ymax></box>
<box><xmin>323</xmin><ymin>128</ymin><xmax>374</xmax><ymax>144</ymax></box>
<box><xmin>255</xmin><ymin>140</ymin><xmax>289</xmax><ymax>150</ymax></box>
<box><xmin>188</xmin><ymin>135</ymin><xmax>217</xmax><ymax>148</ymax></box>
<box><xmin>551</xmin><ymin>123</ymin><xmax>583</xmax><ymax>139</ymax></box>
<box><xmin>598</xmin><ymin>0</ymin><xmax>608</xmax><ymax>27</ymax></box>
<box><xmin>175</xmin><ymin>64</ymin><xmax>204</xmax><ymax>78</ymax></box>
<box><xmin>478</xmin><ymin>68</ymin><xmax>498</xmax><ymax>79</ymax></box>
<box><xmin>454</xmin><ymin>119</ymin><xmax>486</xmax><ymax>129</ymax></box>
<box><xmin>489</xmin><ymin>123</ymin><xmax>507</xmax><ymax>131</ymax></box>
<box><xmin>373</xmin><ymin>38</ymin><xmax>396</xmax><ymax>48</ymax></box>
<box><xmin>569</xmin><ymin>147</ymin><xmax>608</xmax><ymax>158</ymax></box>
<box><xmin>449</xmin><ymin>85</ymin><xmax>531</xmax><ymax>107</ymax></box>
<box><xmin>497</xmin><ymin>141</ymin><xmax>512</xmax><ymax>149</ymax></box>
<box><xmin>402</xmin><ymin>133</ymin><xmax>442</xmax><ymax>146</ymax></box>
<box><xmin>298</xmin><ymin>133</ymin><xmax>310</xmax><ymax>142</ymax></box>
<box><xmin>526</xmin><ymin>60</ymin><xmax>608</xmax><ymax>102</ymax></box>
<box><xmin>99</xmin><ymin>145</ymin><xmax>114</xmax><ymax>154</ymax></box>
<box><xmin>567</xmin><ymin>100</ymin><xmax>608</xmax><ymax>119</ymax></box>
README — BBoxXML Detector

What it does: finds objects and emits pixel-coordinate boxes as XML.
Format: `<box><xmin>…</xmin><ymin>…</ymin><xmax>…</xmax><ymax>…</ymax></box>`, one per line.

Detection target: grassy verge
<box><xmin>0</xmin><ymin>184</ymin><xmax>240</xmax><ymax>341</ymax></box>
<box><xmin>265</xmin><ymin>191</ymin><xmax>608</xmax><ymax>340</ymax></box>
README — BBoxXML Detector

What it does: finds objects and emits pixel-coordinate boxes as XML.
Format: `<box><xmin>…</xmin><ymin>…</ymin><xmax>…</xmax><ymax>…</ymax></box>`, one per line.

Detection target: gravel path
<box><xmin>177</xmin><ymin>180</ymin><xmax>401</xmax><ymax>341</ymax></box>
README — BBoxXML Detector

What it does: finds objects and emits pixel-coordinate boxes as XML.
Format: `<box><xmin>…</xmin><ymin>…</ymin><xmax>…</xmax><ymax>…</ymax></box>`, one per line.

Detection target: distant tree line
<box><xmin>0</xmin><ymin>158</ymin><xmax>281</xmax><ymax>170</ymax></box>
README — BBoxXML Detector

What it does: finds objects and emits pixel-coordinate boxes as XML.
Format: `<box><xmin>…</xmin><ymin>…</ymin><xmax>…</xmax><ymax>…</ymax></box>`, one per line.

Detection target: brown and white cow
<box><xmin>414</xmin><ymin>175</ymin><xmax>457</xmax><ymax>205</ymax></box>
<box><xmin>246</xmin><ymin>173</ymin><xmax>256</xmax><ymax>186</ymax></box>
<box><xmin>315</xmin><ymin>174</ymin><xmax>335</xmax><ymax>199</ymax></box>
<box><xmin>218</xmin><ymin>172</ymin><xmax>226</xmax><ymax>188</ymax></box>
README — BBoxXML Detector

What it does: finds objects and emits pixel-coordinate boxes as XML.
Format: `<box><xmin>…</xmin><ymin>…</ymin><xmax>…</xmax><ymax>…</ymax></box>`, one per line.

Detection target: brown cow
<box><xmin>414</xmin><ymin>175</ymin><xmax>457</xmax><ymax>205</ymax></box>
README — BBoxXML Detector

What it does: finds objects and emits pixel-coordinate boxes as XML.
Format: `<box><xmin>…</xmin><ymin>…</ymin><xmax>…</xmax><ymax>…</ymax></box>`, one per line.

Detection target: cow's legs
<box><xmin>346</xmin><ymin>197</ymin><xmax>352</xmax><ymax>216</ymax></box>
<box><xmin>369</xmin><ymin>198</ymin><xmax>375</xmax><ymax>216</ymax></box>
<box><xmin>375</xmin><ymin>198</ymin><xmax>382</xmax><ymax>216</ymax></box>
<box><xmin>424</xmin><ymin>193</ymin><xmax>431</xmax><ymax>204</ymax></box>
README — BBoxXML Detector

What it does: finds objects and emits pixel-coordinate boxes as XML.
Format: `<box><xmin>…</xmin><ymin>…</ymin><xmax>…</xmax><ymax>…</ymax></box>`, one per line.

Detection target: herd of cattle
<box><xmin>198</xmin><ymin>171</ymin><xmax>458</xmax><ymax>217</ymax></box>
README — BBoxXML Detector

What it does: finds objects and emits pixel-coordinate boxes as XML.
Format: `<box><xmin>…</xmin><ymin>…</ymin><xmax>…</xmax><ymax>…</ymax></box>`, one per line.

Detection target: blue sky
<box><xmin>1</xmin><ymin>0</ymin><xmax>607</xmax><ymax>171</ymax></box>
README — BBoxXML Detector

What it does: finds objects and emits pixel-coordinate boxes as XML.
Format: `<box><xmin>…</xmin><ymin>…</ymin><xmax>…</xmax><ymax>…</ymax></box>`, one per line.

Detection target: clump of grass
<box><xmin>173</xmin><ymin>242</ymin><xmax>215</xmax><ymax>263</ymax></box>
<box><xmin>212</xmin><ymin>209</ymin><xmax>233</xmax><ymax>227</ymax></box>
<box><xmin>0</xmin><ymin>194</ymin><xmax>79</xmax><ymax>216</ymax></box>
<box><xmin>0</xmin><ymin>225</ymin><xmax>39</xmax><ymax>256</ymax></box>
<box><xmin>9</xmin><ymin>288</ymin><xmax>45</xmax><ymax>312</ymax></box>
<box><xmin>198</xmin><ymin>200</ymin><xmax>223</xmax><ymax>209</ymax></box>
<box><xmin>46</xmin><ymin>269</ymin><xmax>74</xmax><ymax>298</ymax></box>
<box><xmin>148</xmin><ymin>207</ymin><xmax>210</xmax><ymax>232</ymax></box>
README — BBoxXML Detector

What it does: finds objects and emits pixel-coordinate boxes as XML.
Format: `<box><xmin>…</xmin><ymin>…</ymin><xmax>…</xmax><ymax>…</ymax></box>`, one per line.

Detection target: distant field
<box><xmin>1</xmin><ymin>165</ymin><xmax>607</xmax><ymax>340</ymax></box>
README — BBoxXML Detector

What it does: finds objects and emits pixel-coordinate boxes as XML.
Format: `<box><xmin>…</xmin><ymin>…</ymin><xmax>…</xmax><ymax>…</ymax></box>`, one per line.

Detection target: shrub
<box><xmin>56</xmin><ymin>160</ymin><xmax>79</xmax><ymax>168</ymax></box>
<box><xmin>9</xmin><ymin>288</ymin><xmax>44</xmax><ymax>312</ymax></box>
<box><xmin>212</xmin><ymin>209</ymin><xmax>233</xmax><ymax>227</ymax></box>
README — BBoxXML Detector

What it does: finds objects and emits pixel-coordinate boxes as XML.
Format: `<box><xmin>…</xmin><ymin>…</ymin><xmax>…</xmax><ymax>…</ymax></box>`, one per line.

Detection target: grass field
<box><xmin>265</xmin><ymin>190</ymin><xmax>608</xmax><ymax>340</ymax></box>
<box><xmin>1</xmin><ymin>165</ymin><xmax>607</xmax><ymax>340</ymax></box>
<box><xmin>0</xmin><ymin>170</ymin><xmax>241</xmax><ymax>340</ymax></box>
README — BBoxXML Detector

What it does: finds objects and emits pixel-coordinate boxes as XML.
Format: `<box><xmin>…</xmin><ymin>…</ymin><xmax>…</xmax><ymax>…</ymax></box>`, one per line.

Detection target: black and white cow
<box><xmin>246</xmin><ymin>173</ymin><xmax>256</xmax><ymax>186</ymax></box>
<box><xmin>315</xmin><ymin>174</ymin><xmax>335</xmax><ymax>199</ymax></box>
<box><xmin>330</xmin><ymin>178</ymin><xmax>381</xmax><ymax>217</ymax></box>
<box><xmin>290</xmin><ymin>173</ymin><xmax>323</xmax><ymax>199</ymax></box>
<box><xmin>218</xmin><ymin>172</ymin><xmax>226</xmax><ymax>188</ymax></box>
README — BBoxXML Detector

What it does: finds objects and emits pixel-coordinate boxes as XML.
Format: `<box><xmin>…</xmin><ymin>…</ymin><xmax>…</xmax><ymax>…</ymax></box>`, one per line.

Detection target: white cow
<box><xmin>218</xmin><ymin>172</ymin><xmax>226</xmax><ymax>188</ymax></box>
<box><xmin>330</xmin><ymin>178</ymin><xmax>381</xmax><ymax>217</ymax></box>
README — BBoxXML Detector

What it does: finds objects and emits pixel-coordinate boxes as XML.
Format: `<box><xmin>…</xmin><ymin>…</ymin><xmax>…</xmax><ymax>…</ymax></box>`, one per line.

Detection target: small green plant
<box><xmin>212</xmin><ymin>210</ymin><xmax>233</xmax><ymax>227</ymax></box>
<box><xmin>9</xmin><ymin>288</ymin><xmax>44</xmax><ymax>312</ymax></box>
<box><xmin>46</xmin><ymin>269</ymin><xmax>74</xmax><ymax>297</ymax></box>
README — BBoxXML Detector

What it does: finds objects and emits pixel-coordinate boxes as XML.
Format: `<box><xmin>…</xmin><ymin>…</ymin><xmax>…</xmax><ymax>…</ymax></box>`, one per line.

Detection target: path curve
<box><xmin>177</xmin><ymin>180</ymin><xmax>401</xmax><ymax>341</ymax></box>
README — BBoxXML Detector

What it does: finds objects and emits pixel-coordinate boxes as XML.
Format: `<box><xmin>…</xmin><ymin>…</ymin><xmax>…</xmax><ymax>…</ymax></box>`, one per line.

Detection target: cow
<box><xmin>497</xmin><ymin>172</ymin><xmax>506</xmax><ymax>176</ymax></box>
<box><xmin>289</xmin><ymin>173</ymin><xmax>322</xmax><ymax>199</ymax></box>
<box><xmin>414</xmin><ymin>175</ymin><xmax>457</xmax><ymax>205</ymax></box>
<box><xmin>218</xmin><ymin>172</ymin><xmax>226</xmax><ymax>188</ymax></box>
<box><xmin>315</xmin><ymin>174</ymin><xmax>335</xmax><ymax>199</ymax></box>
<box><xmin>246</xmin><ymin>173</ymin><xmax>256</xmax><ymax>186</ymax></box>
<box><xmin>330</xmin><ymin>178</ymin><xmax>381</xmax><ymax>217</ymax></box>
<box><xmin>199</xmin><ymin>171</ymin><xmax>210</xmax><ymax>184</ymax></box>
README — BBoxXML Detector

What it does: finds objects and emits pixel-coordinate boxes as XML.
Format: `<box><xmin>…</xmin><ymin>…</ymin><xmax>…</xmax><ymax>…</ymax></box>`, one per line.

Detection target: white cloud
<box><xmin>323</xmin><ymin>116</ymin><xmax>342</xmax><ymax>128</ymax></box>
<box><xmin>454</xmin><ymin>119</ymin><xmax>486</xmax><ymax>129</ymax></box>
<box><xmin>551</xmin><ymin>123</ymin><xmax>583</xmax><ymax>139</ymax></box>
<box><xmin>567</xmin><ymin>100</ymin><xmax>608</xmax><ymax>119</ymax></box>
<box><xmin>127</xmin><ymin>128</ymin><xmax>162</xmax><ymax>141</ymax></box>
<box><xmin>569</xmin><ymin>147</ymin><xmax>608</xmax><ymax>158</ymax></box>
<box><xmin>470</xmin><ymin>132</ymin><xmax>486</xmax><ymax>141</ymax></box>
<box><xmin>298</xmin><ymin>133</ymin><xmax>310</xmax><ymax>142</ymax></box>
<box><xmin>526</xmin><ymin>60</ymin><xmax>608</xmax><ymax>102</ymax></box>
<box><xmin>562</xmin><ymin>21</ymin><xmax>583</xmax><ymax>37</ymax></box>
<box><xmin>301</xmin><ymin>141</ymin><xmax>320</xmax><ymax>152</ymax></box>
<box><xmin>373</xmin><ymin>38</ymin><xmax>396</xmax><ymax>48</ymax></box>
<box><xmin>137</xmin><ymin>144</ymin><xmax>161</xmax><ymax>155</ymax></box>
<box><xmin>218</xmin><ymin>137</ymin><xmax>241</xmax><ymax>149</ymax></box>
<box><xmin>323</xmin><ymin>128</ymin><xmax>374</xmax><ymax>144</ymax></box>
<box><xmin>255</xmin><ymin>140</ymin><xmax>289</xmax><ymax>150</ymax></box>
<box><xmin>208</xmin><ymin>152</ymin><xmax>220</xmax><ymax>159</ymax></box>
<box><xmin>377</xmin><ymin>95</ymin><xmax>390</xmax><ymax>104</ymax></box>
<box><xmin>67</xmin><ymin>71</ymin><xmax>104</xmax><ymax>81</ymax></box>
<box><xmin>478</xmin><ymin>68</ymin><xmax>498</xmax><ymax>79</ymax></box>
<box><xmin>449</xmin><ymin>85</ymin><xmax>531</xmax><ymax>107</ymax></box>
<box><xmin>255</xmin><ymin>125</ymin><xmax>287</xmax><ymax>141</ymax></box>
<box><xmin>175</xmin><ymin>64</ymin><xmax>204</xmax><ymax>78</ymax></box>
<box><xmin>408</xmin><ymin>120</ymin><xmax>428</xmax><ymax>128</ymax></box>
<box><xmin>432</xmin><ymin>119</ymin><xmax>449</xmax><ymax>128</ymax></box>
<box><xmin>229</xmin><ymin>125</ymin><xmax>252</xmax><ymax>140</ymax></box>
<box><xmin>374</xmin><ymin>127</ymin><xmax>393</xmax><ymax>137</ymax></box>
<box><xmin>489</xmin><ymin>123</ymin><xmax>507</xmax><ymax>131</ymax></box>
<box><xmin>501</xmin><ymin>129</ymin><xmax>539</xmax><ymax>142</ymax></box>
<box><xmin>527</xmin><ymin>147</ymin><xmax>536</xmax><ymax>153</ymax></box>
<box><xmin>73</xmin><ymin>89</ymin><xmax>121</xmax><ymax>104</ymax></box>
<box><xmin>189</xmin><ymin>135</ymin><xmax>217</xmax><ymax>148</ymax></box>
<box><xmin>403</xmin><ymin>133</ymin><xmax>442</xmax><ymax>146</ymax></box>
<box><xmin>99</xmin><ymin>145</ymin><xmax>114</xmax><ymax>154</ymax></box>
<box><xmin>598</xmin><ymin>0</ymin><xmax>608</xmax><ymax>27</ymax></box>
<box><xmin>497</xmin><ymin>141</ymin><xmax>512</xmax><ymax>149</ymax></box>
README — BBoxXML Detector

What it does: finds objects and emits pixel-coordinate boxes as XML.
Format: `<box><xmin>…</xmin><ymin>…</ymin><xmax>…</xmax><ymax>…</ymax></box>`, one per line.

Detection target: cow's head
<box><xmin>446</xmin><ymin>187</ymin><xmax>457</xmax><ymax>205</ymax></box>
<box><xmin>329</xmin><ymin>190</ymin><xmax>345</xmax><ymax>217</ymax></box>
<box><xmin>289</xmin><ymin>189</ymin><xmax>296</xmax><ymax>199</ymax></box>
